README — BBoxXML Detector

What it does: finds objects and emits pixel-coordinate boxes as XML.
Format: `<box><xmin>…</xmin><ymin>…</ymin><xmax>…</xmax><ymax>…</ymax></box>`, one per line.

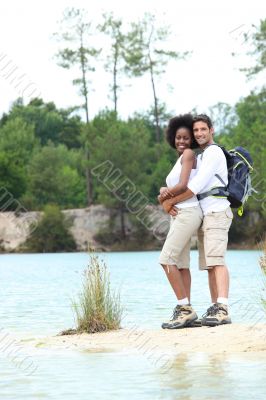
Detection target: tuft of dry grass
<box><xmin>259</xmin><ymin>239</ymin><xmax>266</xmax><ymax>310</ymax></box>
<box><xmin>259</xmin><ymin>240</ymin><xmax>266</xmax><ymax>272</ymax></box>
<box><xmin>72</xmin><ymin>253</ymin><xmax>123</xmax><ymax>333</ymax></box>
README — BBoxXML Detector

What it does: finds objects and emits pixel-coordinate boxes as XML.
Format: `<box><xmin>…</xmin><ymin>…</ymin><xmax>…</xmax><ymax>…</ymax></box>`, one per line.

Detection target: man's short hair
<box><xmin>193</xmin><ymin>114</ymin><xmax>213</xmax><ymax>129</ymax></box>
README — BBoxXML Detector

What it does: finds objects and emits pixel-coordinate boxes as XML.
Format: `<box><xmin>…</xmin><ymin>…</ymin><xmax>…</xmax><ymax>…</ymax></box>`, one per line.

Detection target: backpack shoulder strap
<box><xmin>200</xmin><ymin>143</ymin><xmax>218</xmax><ymax>160</ymax></box>
<box><xmin>215</xmin><ymin>173</ymin><xmax>226</xmax><ymax>186</ymax></box>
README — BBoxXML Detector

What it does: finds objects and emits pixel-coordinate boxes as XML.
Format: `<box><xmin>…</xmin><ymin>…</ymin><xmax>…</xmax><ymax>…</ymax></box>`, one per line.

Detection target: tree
<box><xmin>125</xmin><ymin>13</ymin><xmax>189</xmax><ymax>142</ymax></box>
<box><xmin>242</xmin><ymin>19</ymin><xmax>266</xmax><ymax>77</ymax></box>
<box><xmin>0</xmin><ymin>152</ymin><xmax>27</xmax><ymax>201</ymax></box>
<box><xmin>208</xmin><ymin>102</ymin><xmax>238</xmax><ymax>135</ymax></box>
<box><xmin>23</xmin><ymin>204</ymin><xmax>77</xmax><ymax>252</ymax></box>
<box><xmin>0</xmin><ymin>117</ymin><xmax>37</xmax><ymax>202</ymax></box>
<box><xmin>218</xmin><ymin>88</ymin><xmax>266</xmax><ymax>214</ymax></box>
<box><xmin>98</xmin><ymin>13</ymin><xmax>127</xmax><ymax>114</ymax></box>
<box><xmin>91</xmin><ymin>111</ymin><xmax>153</xmax><ymax>239</ymax></box>
<box><xmin>54</xmin><ymin>8</ymin><xmax>101</xmax><ymax>205</ymax></box>
<box><xmin>25</xmin><ymin>144</ymin><xmax>86</xmax><ymax>209</ymax></box>
<box><xmin>4</xmin><ymin>98</ymin><xmax>82</xmax><ymax>148</ymax></box>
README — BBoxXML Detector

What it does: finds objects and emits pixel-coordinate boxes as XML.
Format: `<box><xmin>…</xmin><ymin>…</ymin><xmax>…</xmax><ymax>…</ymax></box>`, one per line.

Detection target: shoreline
<box><xmin>0</xmin><ymin>245</ymin><xmax>261</xmax><ymax>254</ymax></box>
<box><xmin>20</xmin><ymin>323</ymin><xmax>266</xmax><ymax>354</ymax></box>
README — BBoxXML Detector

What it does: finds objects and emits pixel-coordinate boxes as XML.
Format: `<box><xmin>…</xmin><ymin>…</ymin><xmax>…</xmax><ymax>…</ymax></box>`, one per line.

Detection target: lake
<box><xmin>0</xmin><ymin>250</ymin><xmax>265</xmax><ymax>399</ymax></box>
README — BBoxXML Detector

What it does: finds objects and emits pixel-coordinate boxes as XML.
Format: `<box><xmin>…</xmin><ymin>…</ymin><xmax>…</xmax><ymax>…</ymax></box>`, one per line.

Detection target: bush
<box><xmin>23</xmin><ymin>204</ymin><xmax>77</xmax><ymax>252</ymax></box>
<box><xmin>0</xmin><ymin>239</ymin><xmax>5</xmax><ymax>253</ymax></box>
<box><xmin>72</xmin><ymin>253</ymin><xmax>122</xmax><ymax>333</ymax></box>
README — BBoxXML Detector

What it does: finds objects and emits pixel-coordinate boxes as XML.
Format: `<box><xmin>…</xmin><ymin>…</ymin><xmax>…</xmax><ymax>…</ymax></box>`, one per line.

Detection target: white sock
<box><xmin>217</xmin><ymin>297</ymin><xmax>228</xmax><ymax>305</ymax></box>
<box><xmin>177</xmin><ymin>297</ymin><xmax>189</xmax><ymax>305</ymax></box>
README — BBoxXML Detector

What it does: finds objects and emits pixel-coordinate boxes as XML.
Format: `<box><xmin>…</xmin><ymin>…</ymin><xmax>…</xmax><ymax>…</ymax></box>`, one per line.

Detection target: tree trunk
<box><xmin>113</xmin><ymin>42</ymin><xmax>119</xmax><ymax>114</ymax></box>
<box><xmin>85</xmin><ymin>149</ymin><xmax>93</xmax><ymax>206</ymax></box>
<box><xmin>120</xmin><ymin>208</ymin><xmax>126</xmax><ymax>240</ymax></box>
<box><xmin>80</xmin><ymin>34</ymin><xmax>93</xmax><ymax>206</ymax></box>
<box><xmin>148</xmin><ymin>52</ymin><xmax>160</xmax><ymax>142</ymax></box>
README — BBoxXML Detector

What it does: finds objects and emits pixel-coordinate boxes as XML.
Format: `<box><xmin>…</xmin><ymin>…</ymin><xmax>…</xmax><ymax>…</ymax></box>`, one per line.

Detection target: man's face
<box><xmin>193</xmin><ymin>121</ymin><xmax>214</xmax><ymax>148</ymax></box>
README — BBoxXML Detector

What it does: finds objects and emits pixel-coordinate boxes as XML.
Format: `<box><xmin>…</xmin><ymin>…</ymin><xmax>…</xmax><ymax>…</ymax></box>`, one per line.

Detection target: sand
<box><xmin>21</xmin><ymin>324</ymin><xmax>266</xmax><ymax>355</ymax></box>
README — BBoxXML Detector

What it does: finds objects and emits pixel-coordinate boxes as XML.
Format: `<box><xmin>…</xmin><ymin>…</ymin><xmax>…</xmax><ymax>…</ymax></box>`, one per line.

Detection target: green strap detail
<box><xmin>234</xmin><ymin>161</ymin><xmax>243</xmax><ymax>169</ymax></box>
<box><xmin>237</xmin><ymin>206</ymin><xmax>244</xmax><ymax>216</ymax></box>
<box><xmin>234</xmin><ymin>151</ymin><xmax>253</xmax><ymax>171</ymax></box>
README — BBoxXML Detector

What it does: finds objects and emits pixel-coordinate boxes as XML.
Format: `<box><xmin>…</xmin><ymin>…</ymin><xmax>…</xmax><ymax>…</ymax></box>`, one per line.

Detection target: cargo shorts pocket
<box><xmin>204</xmin><ymin>229</ymin><xmax>228</xmax><ymax>258</ymax></box>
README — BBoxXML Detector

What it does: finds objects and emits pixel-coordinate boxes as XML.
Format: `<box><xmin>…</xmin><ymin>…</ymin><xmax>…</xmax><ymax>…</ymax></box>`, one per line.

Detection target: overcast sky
<box><xmin>0</xmin><ymin>0</ymin><xmax>264</xmax><ymax>119</ymax></box>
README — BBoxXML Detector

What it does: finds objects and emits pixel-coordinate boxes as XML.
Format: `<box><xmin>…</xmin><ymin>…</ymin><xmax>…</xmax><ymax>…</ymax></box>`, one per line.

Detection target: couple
<box><xmin>158</xmin><ymin>113</ymin><xmax>233</xmax><ymax>329</ymax></box>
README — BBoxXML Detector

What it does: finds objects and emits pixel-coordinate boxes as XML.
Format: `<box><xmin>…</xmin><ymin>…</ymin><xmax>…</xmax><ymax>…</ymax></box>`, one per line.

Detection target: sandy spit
<box><xmin>21</xmin><ymin>324</ymin><xmax>266</xmax><ymax>354</ymax></box>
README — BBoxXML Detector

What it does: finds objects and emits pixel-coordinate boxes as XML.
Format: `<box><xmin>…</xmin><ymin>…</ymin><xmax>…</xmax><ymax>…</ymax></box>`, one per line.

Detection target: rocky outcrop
<box><xmin>0</xmin><ymin>205</ymin><xmax>172</xmax><ymax>252</ymax></box>
<box><xmin>0</xmin><ymin>211</ymin><xmax>40</xmax><ymax>251</ymax></box>
<box><xmin>0</xmin><ymin>206</ymin><xmax>260</xmax><ymax>252</ymax></box>
<box><xmin>0</xmin><ymin>206</ymin><xmax>107</xmax><ymax>251</ymax></box>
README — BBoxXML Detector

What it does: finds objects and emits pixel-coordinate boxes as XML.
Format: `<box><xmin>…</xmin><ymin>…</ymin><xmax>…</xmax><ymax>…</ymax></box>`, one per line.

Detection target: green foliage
<box><xmin>125</xmin><ymin>13</ymin><xmax>187</xmax><ymax>77</ymax></box>
<box><xmin>0</xmin><ymin>239</ymin><xmax>5</xmax><ymax>253</ymax></box>
<box><xmin>91</xmin><ymin>111</ymin><xmax>152</xmax><ymax>205</ymax></box>
<box><xmin>23</xmin><ymin>204</ymin><xmax>77</xmax><ymax>252</ymax></box>
<box><xmin>54</xmin><ymin>7</ymin><xmax>101</xmax><ymax>123</ymax></box>
<box><xmin>0</xmin><ymin>117</ymin><xmax>37</xmax><ymax>202</ymax></box>
<box><xmin>93</xmin><ymin>211</ymin><xmax>125</xmax><ymax>247</ymax></box>
<box><xmin>0</xmin><ymin>12</ymin><xmax>264</xmax><ymax>249</ymax></box>
<box><xmin>125</xmin><ymin>13</ymin><xmax>189</xmax><ymax>141</ymax></box>
<box><xmin>218</xmin><ymin>88</ymin><xmax>266</xmax><ymax>212</ymax></box>
<box><xmin>208</xmin><ymin>102</ymin><xmax>238</xmax><ymax>135</ymax></box>
<box><xmin>98</xmin><ymin>13</ymin><xmax>128</xmax><ymax>113</ymax></box>
<box><xmin>0</xmin><ymin>116</ymin><xmax>37</xmax><ymax>159</ymax></box>
<box><xmin>0</xmin><ymin>152</ymin><xmax>27</xmax><ymax>200</ymax></box>
<box><xmin>25</xmin><ymin>144</ymin><xmax>86</xmax><ymax>209</ymax></box>
<box><xmin>4</xmin><ymin>98</ymin><xmax>82</xmax><ymax>148</ymax></box>
<box><xmin>243</xmin><ymin>19</ymin><xmax>266</xmax><ymax>77</ymax></box>
<box><xmin>72</xmin><ymin>253</ymin><xmax>122</xmax><ymax>333</ymax></box>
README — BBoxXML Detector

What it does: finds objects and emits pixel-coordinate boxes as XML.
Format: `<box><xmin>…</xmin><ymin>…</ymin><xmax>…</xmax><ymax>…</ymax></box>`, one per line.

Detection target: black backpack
<box><xmin>197</xmin><ymin>145</ymin><xmax>254</xmax><ymax>215</ymax></box>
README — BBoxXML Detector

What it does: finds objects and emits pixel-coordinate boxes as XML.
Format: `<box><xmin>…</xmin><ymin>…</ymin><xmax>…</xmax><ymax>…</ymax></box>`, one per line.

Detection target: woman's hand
<box><xmin>158</xmin><ymin>187</ymin><xmax>169</xmax><ymax>204</ymax></box>
<box><xmin>157</xmin><ymin>194</ymin><xmax>164</xmax><ymax>204</ymax></box>
<box><xmin>159</xmin><ymin>186</ymin><xmax>168</xmax><ymax>194</ymax></box>
<box><xmin>160</xmin><ymin>188</ymin><xmax>175</xmax><ymax>200</ymax></box>
<box><xmin>161</xmin><ymin>198</ymin><xmax>178</xmax><ymax>216</ymax></box>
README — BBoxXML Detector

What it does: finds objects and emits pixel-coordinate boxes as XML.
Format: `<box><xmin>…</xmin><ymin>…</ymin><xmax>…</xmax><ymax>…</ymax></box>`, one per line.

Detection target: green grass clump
<box><xmin>23</xmin><ymin>204</ymin><xmax>76</xmax><ymax>252</ymax></box>
<box><xmin>72</xmin><ymin>254</ymin><xmax>122</xmax><ymax>333</ymax></box>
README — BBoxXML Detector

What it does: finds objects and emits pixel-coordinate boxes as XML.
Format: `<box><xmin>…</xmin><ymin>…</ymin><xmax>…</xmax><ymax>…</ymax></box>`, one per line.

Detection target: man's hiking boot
<box><xmin>161</xmin><ymin>304</ymin><xmax>198</xmax><ymax>329</ymax></box>
<box><xmin>201</xmin><ymin>303</ymin><xmax>231</xmax><ymax>326</ymax></box>
<box><xmin>188</xmin><ymin>319</ymin><xmax>202</xmax><ymax>327</ymax></box>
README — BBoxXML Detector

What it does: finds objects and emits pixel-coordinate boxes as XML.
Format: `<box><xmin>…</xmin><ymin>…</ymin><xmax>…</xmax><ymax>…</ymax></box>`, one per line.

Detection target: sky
<box><xmin>0</xmin><ymin>0</ymin><xmax>265</xmax><ymax>119</ymax></box>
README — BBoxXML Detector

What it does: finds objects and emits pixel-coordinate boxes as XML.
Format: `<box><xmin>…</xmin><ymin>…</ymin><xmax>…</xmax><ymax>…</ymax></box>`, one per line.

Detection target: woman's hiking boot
<box><xmin>201</xmin><ymin>303</ymin><xmax>231</xmax><ymax>326</ymax></box>
<box><xmin>161</xmin><ymin>304</ymin><xmax>198</xmax><ymax>329</ymax></box>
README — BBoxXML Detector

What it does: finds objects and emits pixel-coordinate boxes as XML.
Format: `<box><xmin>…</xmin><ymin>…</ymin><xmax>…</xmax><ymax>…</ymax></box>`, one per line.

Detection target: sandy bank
<box><xmin>22</xmin><ymin>324</ymin><xmax>266</xmax><ymax>354</ymax></box>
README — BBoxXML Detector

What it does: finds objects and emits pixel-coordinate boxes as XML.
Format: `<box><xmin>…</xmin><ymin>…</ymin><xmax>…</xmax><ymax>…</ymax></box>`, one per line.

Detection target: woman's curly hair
<box><xmin>166</xmin><ymin>113</ymin><xmax>198</xmax><ymax>149</ymax></box>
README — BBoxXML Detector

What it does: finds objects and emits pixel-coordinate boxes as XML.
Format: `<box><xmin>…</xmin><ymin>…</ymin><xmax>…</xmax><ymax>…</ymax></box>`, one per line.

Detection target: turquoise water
<box><xmin>0</xmin><ymin>251</ymin><xmax>265</xmax><ymax>399</ymax></box>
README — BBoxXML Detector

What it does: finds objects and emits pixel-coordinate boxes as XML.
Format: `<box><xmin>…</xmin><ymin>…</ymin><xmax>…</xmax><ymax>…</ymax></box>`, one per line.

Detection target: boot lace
<box><xmin>202</xmin><ymin>303</ymin><xmax>219</xmax><ymax>318</ymax></box>
<box><xmin>171</xmin><ymin>305</ymin><xmax>182</xmax><ymax>320</ymax></box>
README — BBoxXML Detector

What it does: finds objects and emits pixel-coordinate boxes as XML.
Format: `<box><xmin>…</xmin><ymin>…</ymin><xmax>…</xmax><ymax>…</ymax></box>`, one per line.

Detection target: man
<box><xmin>162</xmin><ymin>114</ymin><xmax>233</xmax><ymax>326</ymax></box>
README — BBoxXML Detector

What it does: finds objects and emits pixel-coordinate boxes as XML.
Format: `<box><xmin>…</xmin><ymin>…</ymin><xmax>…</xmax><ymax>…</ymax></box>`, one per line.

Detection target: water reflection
<box><xmin>158</xmin><ymin>352</ymin><xmax>266</xmax><ymax>400</ymax></box>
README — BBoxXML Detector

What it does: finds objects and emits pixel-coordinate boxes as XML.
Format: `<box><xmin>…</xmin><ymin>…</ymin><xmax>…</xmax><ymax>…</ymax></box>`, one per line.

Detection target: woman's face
<box><xmin>175</xmin><ymin>127</ymin><xmax>193</xmax><ymax>154</ymax></box>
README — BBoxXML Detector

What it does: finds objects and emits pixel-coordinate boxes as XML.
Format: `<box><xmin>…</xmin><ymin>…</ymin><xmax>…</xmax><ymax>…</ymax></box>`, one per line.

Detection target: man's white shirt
<box><xmin>187</xmin><ymin>145</ymin><xmax>230</xmax><ymax>215</ymax></box>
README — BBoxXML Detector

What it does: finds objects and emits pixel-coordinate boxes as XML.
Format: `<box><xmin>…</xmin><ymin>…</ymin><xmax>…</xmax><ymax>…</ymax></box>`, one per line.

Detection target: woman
<box><xmin>158</xmin><ymin>113</ymin><xmax>203</xmax><ymax>329</ymax></box>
